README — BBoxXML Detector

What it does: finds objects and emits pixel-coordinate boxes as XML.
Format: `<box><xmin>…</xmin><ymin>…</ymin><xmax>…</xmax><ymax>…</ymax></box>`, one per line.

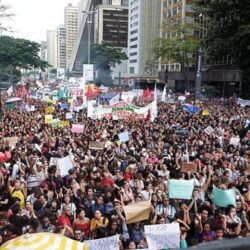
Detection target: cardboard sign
<box><xmin>123</xmin><ymin>201</ymin><xmax>151</xmax><ymax>224</ymax></box>
<box><xmin>45</xmin><ymin>115</ymin><xmax>53</xmax><ymax>124</ymax></box>
<box><xmin>89</xmin><ymin>141</ymin><xmax>105</xmax><ymax>150</ymax></box>
<box><xmin>181</xmin><ymin>162</ymin><xmax>197</xmax><ymax>173</ymax></box>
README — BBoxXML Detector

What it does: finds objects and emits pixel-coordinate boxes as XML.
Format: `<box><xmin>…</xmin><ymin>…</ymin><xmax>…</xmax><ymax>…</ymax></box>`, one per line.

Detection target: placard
<box><xmin>144</xmin><ymin>223</ymin><xmax>180</xmax><ymax>249</ymax></box>
<box><xmin>89</xmin><ymin>141</ymin><xmax>105</xmax><ymax>150</ymax></box>
<box><xmin>181</xmin><ymin>162</ymin><xmax>197</xmax><ymax>173</ymax></box>
<box><xmin>123</xmin><ymin>201</ymin><xmax>151</xmax><ymax>224</ymax></box>
<box><xmin>212</xmin><ymin>185</ymin><xmax>236</xmax><ymax>207</ymax></box>
<box><xmin>204</xmin><ymin>126</ymin><xmax>214</xmax><ymax>135</ymax></box>
<box><xmin>66</xmin><ymin>113</ymin><xmax>73</xmax><ymax>119</ymax></box>
<box><xmin>118</xmin><ymin>131</ymin><xmax>129</xmax><ymax>143</ymax></box>
<box><xmin>58</xmin><ymin>155</ymin><xmax>74</xmax><ymax>176</ymax></box>
<box><xmin>44</xmin><ymin>115</ymin><xmax>53</xmax><ymax>124</ymax></box>
<box><xmin>72</xmin><ymin>124</ymin><xmax>84</xmax><ymax>133</ymax></box>
<box><xmin>168</xmin><ymin>179</ymin><xmax>194</xmax><ymax>200</ymax></box>
<box><xmin>85</xmin><ymin>235</ymin><xmax>119</xmax><ymax>250</ymax></box>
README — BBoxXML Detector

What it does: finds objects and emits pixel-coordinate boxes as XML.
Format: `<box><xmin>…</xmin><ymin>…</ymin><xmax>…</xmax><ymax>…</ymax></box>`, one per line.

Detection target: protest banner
<box><xmin>123</xmin><ymin>201</ymin><xmax>151</xmax><ymax>224</ymax></box>
<box><xmin>85</xmin><ymin>235</ymin><xmax>119</xmax><ymax>250</ymax></box>
<box><xmin>168</xmin><ymin>179</ymin><xmax>194</xmax><ymax>199</ymax></box>
<box><xmin>204</xmin><ymin>126</ymin><xmax>214</xmax><ymax>135</ymax></box>
<box><xmin>66</xmin><ymin>112</ymin><xmax>73</xmax><ymax>119</ymax></box>
<box><xmin>89</xmin><ymin>141</ymin><xmax>105</xmax><ymax>150</ymax></box>
<box><xmin>202</xmin><ymin>109</ymin><xmax>210</xmax><ymax>116</ymax></box>
<box><xmin>229</xmin><ymin>136</ymin><xmax>240</xmax><ymax>147</ymax></box>
<box><xmin>181</xmin><ymin>162</ymin><xmax>197</xmax><ymax>173</ymax></box>
<box><xmin>118</xmin><ymin>131</ymin><xmax>129</xmax><ymax>143</ymax></box>
<box><xmin>237</xmin><ymin>98</ymin><xmax>250</xmax><ymax>107</ymax></box>
<box><xmin>58</xmin><ymin>121</ymin><xmax>70</xmax><ymax>127</ymax></box>
<box><xmin>45</xmin><ymin>107</ymin><xmax>54</xmax><ymax>114</ymax></box>
<box><xmin>3</xmin><ymin>137</ymin><xmax>19</xmax><ymax>148</ymax></box>
<box><xmin>49</xmin><ymin>119</ymin><xmax>61</xmax><ymax>127</ymax></box>
<box><xmin>72</xmin><ymin>124</ymin><xmax>84</xmax><ymax>133</ymax></box>
<box><xmin>45</xmin><ymin>115</ymin><xmax>53</xmax><ymax>124</ymax></box>
<box><xmin>57</xmin><ymin>155</ymin><xmax>74</xmax><ymax>176</ymax></box>
<box><xmin>212</xmin><ymin>185</ymin><xmax>236</xmax><ymax>207</ymax></box>
<box><xmin>144</xmin><ymin>223</ymin><xmax>180</xmax><ymax>249</ymax></box>
<box><xmin>49</xmin><ymin>157</ymin><xmax>59</xmax><ymax>166</ymax></box>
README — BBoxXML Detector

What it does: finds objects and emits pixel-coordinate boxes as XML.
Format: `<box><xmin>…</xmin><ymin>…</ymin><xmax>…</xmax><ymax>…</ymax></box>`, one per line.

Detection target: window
<box><xmin>130</xmin><ymin>59</ymin><xmax>137</xmax><ymax>63</ymax></box>
<box><xmin>130</xmin><ymin>29</ymin><xmax>138</xmax><ymax>35</ymax></box>
<box><xmin>130</xmin><ymin>37</ymin><xmax>138</xmax><ymax>42</ymax></box>
<box><xmin>130</xmin><ymin>44</ymin><xmax>138</xmax><ymax>49</ymax></box>
<box><xmin>130</xmin><ymin>52</ymin><xmax>137</xmax><ymax>56</ymax></box>
<box><xmin>129</xmin><ymin>67</ymin><xmax>135</xmax><ymax>74</ymax></box>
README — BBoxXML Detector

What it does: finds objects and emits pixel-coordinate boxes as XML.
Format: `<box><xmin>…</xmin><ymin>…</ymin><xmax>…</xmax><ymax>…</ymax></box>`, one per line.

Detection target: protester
<box><xmin>0</xmin><ymin>87</ymin><xmax>249</xmax><ymax>250</ymax></box>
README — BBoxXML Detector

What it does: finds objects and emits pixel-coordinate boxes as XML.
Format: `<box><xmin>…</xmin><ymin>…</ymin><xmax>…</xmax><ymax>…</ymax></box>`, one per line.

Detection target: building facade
<box><xmin>56</xmin><ymin>24</ymin><xmax>66</xmax><ymax>69</ymax></box>
<box><xmin>65</xmin><ymin>3</ymin><xmax>79</xmax><ymax>67</ymax></box>
<box><xmin>40</xmin><ymin>41</ymin><xmax>47</xmax><ymax>62</ymax></box>
<box><xmin>127</xmin><ymin>0</ymin><xmax>162</xmax><ymax>77</ymax></box>
<box><xmin>46</xmin><ymin>30</ymin><xmax>57</xmax><ymax>68</ymax></box>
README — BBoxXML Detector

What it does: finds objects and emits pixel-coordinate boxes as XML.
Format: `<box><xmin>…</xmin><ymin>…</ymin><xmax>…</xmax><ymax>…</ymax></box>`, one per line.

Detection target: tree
<box><xmin>194</xmin><ymin>0</ymin><xmax>250</xmax><ymax>97</ymax></box>
<box><xmin>90</xmin><ymin>43</ymin><xmax>128</xmax><ymax>86</ymax></box>
<box><xmin>0</xmin><ymin>36</ymin><xmax>49</xmax><ymax>81</ymax></box>
<box><xmin>153</xmin><ymin>17</ymin><xmax>199</xmax><ymax>84</ymax></box>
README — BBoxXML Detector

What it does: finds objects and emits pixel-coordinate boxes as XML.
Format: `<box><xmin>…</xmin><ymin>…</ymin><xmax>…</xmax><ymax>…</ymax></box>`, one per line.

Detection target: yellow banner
<box><xmin>45</xmin><ymin>107</ymin><xmax>54</xmax><ymax>114</ymax></box>
<box><xmin>45</xmin><ymin>115</ymin><xmax>53</xmax><ymax>124</ymax></box>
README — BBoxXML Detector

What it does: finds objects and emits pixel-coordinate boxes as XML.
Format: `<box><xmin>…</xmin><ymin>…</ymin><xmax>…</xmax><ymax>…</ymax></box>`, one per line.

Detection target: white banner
<box><xmin>237</xmin><ymin>98</ymin><xmax>250</xmax><ymax>107</ymax></box>
<box><xmin>83</xmin><ymin>64</ymin><xmax>94</xmax><ymax>81</ymax></box>
<box><xmin>58</xmin><ymin>155</ymin><xmax>74</xmax><ymax>176</ymax></box>
<box><xmin>144</xmin><ymin>223</ymin><xmax>180</xmax><ymax>249</ymax></box>
<box><xmin>85</xmin><ymin>235</ymin><xmax>119</xmax><ymax>250</ymax></box>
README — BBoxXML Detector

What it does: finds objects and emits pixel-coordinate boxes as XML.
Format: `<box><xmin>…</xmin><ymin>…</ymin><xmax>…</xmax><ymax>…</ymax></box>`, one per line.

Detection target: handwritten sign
<box><xmin>181</xmin><ymin>162</ymin><xmax>197</xmax><ymax>173</ymax></box>
<box><xmin>45</xmin><ymin>115</ymin><xmax>53</xmax><ymax>124</ymax></box>
<box><xmin>89</xmin><ymin>141</ymin><xmax>105</xmax><ymax>150</ymax></box>
<box><xmin>168</xmin><ymin>179</ymin><xmax>194</xmax><ymax>200</ymax></box>
<box><xmin>58</xmin><ymin>155</ymin><xmax>74</xmax><ymax>176</ymax></box>
<box><xmin>144</xmin><ymin>223</ymin><xmax>180</xmax><ymax>249</ymax></box>
<box><xmin>212</xmin><ymin>185</ymin><xmax>236</xmax><ymax>207</ymax></box>
<box><xmin>72</xmin><ymin>124</ymin><xmax>84</xmax><ymax>133</ymax></box>
<box><xmin>118</xmin><ymin>131</ymin><xmax>129</xmax><ymax>143</ymax></box>
<box><xmin>124</xmin><ymin>201</ymin><xmax>151</xmax><ymax>224</ymax></box>
<box><xmin>85</xmin><ymin>235</ymin><xmax>119</xmax><ymax>250</ymax></box>
<box><xmin>204</xmin><ymin>126</ymin><xmax>214</xmax><ymax>135</ymax></box>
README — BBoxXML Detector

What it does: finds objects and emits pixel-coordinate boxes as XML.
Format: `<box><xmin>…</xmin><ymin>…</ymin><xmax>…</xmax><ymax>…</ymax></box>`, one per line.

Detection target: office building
<box><xmin>40</xmin><ymin>41</ymin><xmax>47</xmax><ymax>62</ymax></box>
<box><xmin>127</xmin><ymin>0</ymin><xmax>162</xmax><ymax>76</ymax></box>
<box><xmin>65</xmin><ymin>3</ymin><xmax>79</xmax><ymax>67</ymax></box>
<box><xmin>46</xmin><ymin>30</ymin><xmax>57</xmax><ymax>68</ymax></box>
<box><xmin>56</xmin><ymin>24</ymin><xmax>66</xmax><ymax>69</ymax></box>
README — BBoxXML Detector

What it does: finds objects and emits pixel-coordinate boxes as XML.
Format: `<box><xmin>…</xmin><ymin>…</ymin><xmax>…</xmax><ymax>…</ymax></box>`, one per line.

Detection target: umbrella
<box><xmin>0</xmin><ymin>233</ymin><xmax>88</xmax><ymax>250</ymax></box>
<box><xmin>5</xmin><ymin>97</ymin><xmax>22</xmax><ymax>104</ymax></box>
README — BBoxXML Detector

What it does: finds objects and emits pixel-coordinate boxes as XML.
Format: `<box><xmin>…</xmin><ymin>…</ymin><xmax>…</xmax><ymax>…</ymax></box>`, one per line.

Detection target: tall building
<box><xmin>56</xmin><ymin>24</ymin><xmax>66</xmax><ymax>69</ymax></box>
<box><xmin>68</xmin><ymin>0</ymin><xmax>102</xmax><ymax>74</ymax></box>
<box><xmin>127</xmin><ymin>0</ymin><xmax>162</xmax><ymax>76</ymax></box>
<box><xmin>160</xmin><ymin>0</ymin><xmax>195</xmax><ymax>72</ymax></box>
<box><xmin>94</xmin><ymin>2</ymin><xmax>128</xmax><ymax>47</ymax></box>
<box><xmin>65</xmin><ymin>3</ymin><xmax>79</xmax><ymax>67</ymax></box>
<box><xmin>40</xmin><ymin>41</ymin><xmax>47</xmax><ymax>62</ymax></box>
<box><xmin>46</xmin><ymin>30</ymin><xmax>57</xmax><ymax>68</ymax></box>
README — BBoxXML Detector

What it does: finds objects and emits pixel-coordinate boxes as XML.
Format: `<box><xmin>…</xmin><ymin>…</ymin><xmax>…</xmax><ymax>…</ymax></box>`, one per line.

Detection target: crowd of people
<box><xmin>0</xmin><ymin>88</ymin><xmax>249</xmax><ymax>249</ymax></box>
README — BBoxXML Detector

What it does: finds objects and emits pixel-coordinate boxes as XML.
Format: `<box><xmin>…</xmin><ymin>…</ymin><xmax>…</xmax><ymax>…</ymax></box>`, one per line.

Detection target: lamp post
<box><xmin>195</xmin><ymin>14</ymin><xmax>204</xmax><ymax>100</ymax></box>
<box><xmin>82</xmin><ymin>7</ymin><xmax>97</xmax><ymax>64</ymax></box>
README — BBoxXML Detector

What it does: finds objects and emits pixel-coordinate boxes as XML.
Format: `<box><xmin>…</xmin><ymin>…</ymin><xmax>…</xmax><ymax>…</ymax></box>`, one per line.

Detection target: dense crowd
<box><xmin>0</xmin><ymin>90</ymin><xmax>249</xmax><ymax>249</ymax></box>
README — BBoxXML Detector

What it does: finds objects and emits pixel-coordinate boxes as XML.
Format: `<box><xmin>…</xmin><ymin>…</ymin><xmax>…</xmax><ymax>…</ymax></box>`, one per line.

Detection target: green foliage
<box><xmin>91</xmin><ymin>42</ymin><xmax>128</xmax><ymax>70</ymax></box>
<box><xmin>194</xmin><ymin>0</ymin><xmax>250</xmax><ymax>96</ymax></box>
<box><xmin>0</xmin><ymin>36</ymin><xmax>49</xmax><ymax>81</ymax></box>
<box><xmin>90</xmin><ymin>42</ymin><xmax>128</xmax><ymax>86</ymax></box>
<box><xmin>153</xmin><ymin>18</ymin><xmax>199</xmax><ymax>68</ymax></box>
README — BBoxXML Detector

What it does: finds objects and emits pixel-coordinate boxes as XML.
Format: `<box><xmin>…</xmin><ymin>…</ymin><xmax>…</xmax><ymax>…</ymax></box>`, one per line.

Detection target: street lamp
<box><xmin>195</xmin><ymin>13</ymin><xmax>204</xmax><ymax>100</ymax></box>
<box><xmin>82</xmin><ymin>7</ymin><xmax>97</xmax><ymax>64</ymax></box>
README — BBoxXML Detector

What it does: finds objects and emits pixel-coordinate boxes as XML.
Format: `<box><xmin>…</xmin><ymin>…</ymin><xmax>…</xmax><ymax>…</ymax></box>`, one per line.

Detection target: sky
<box><xmin>2</xmin><ymin>0</ymin><xmax>80</xmax><ymax>43</ymax></box>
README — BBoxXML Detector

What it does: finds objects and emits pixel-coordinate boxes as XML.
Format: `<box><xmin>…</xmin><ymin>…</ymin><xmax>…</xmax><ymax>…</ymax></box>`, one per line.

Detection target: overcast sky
<box><xmin>2</xmin><ymin>0</ymin><xmax>79</xmax><ymax>43</ymax></box>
